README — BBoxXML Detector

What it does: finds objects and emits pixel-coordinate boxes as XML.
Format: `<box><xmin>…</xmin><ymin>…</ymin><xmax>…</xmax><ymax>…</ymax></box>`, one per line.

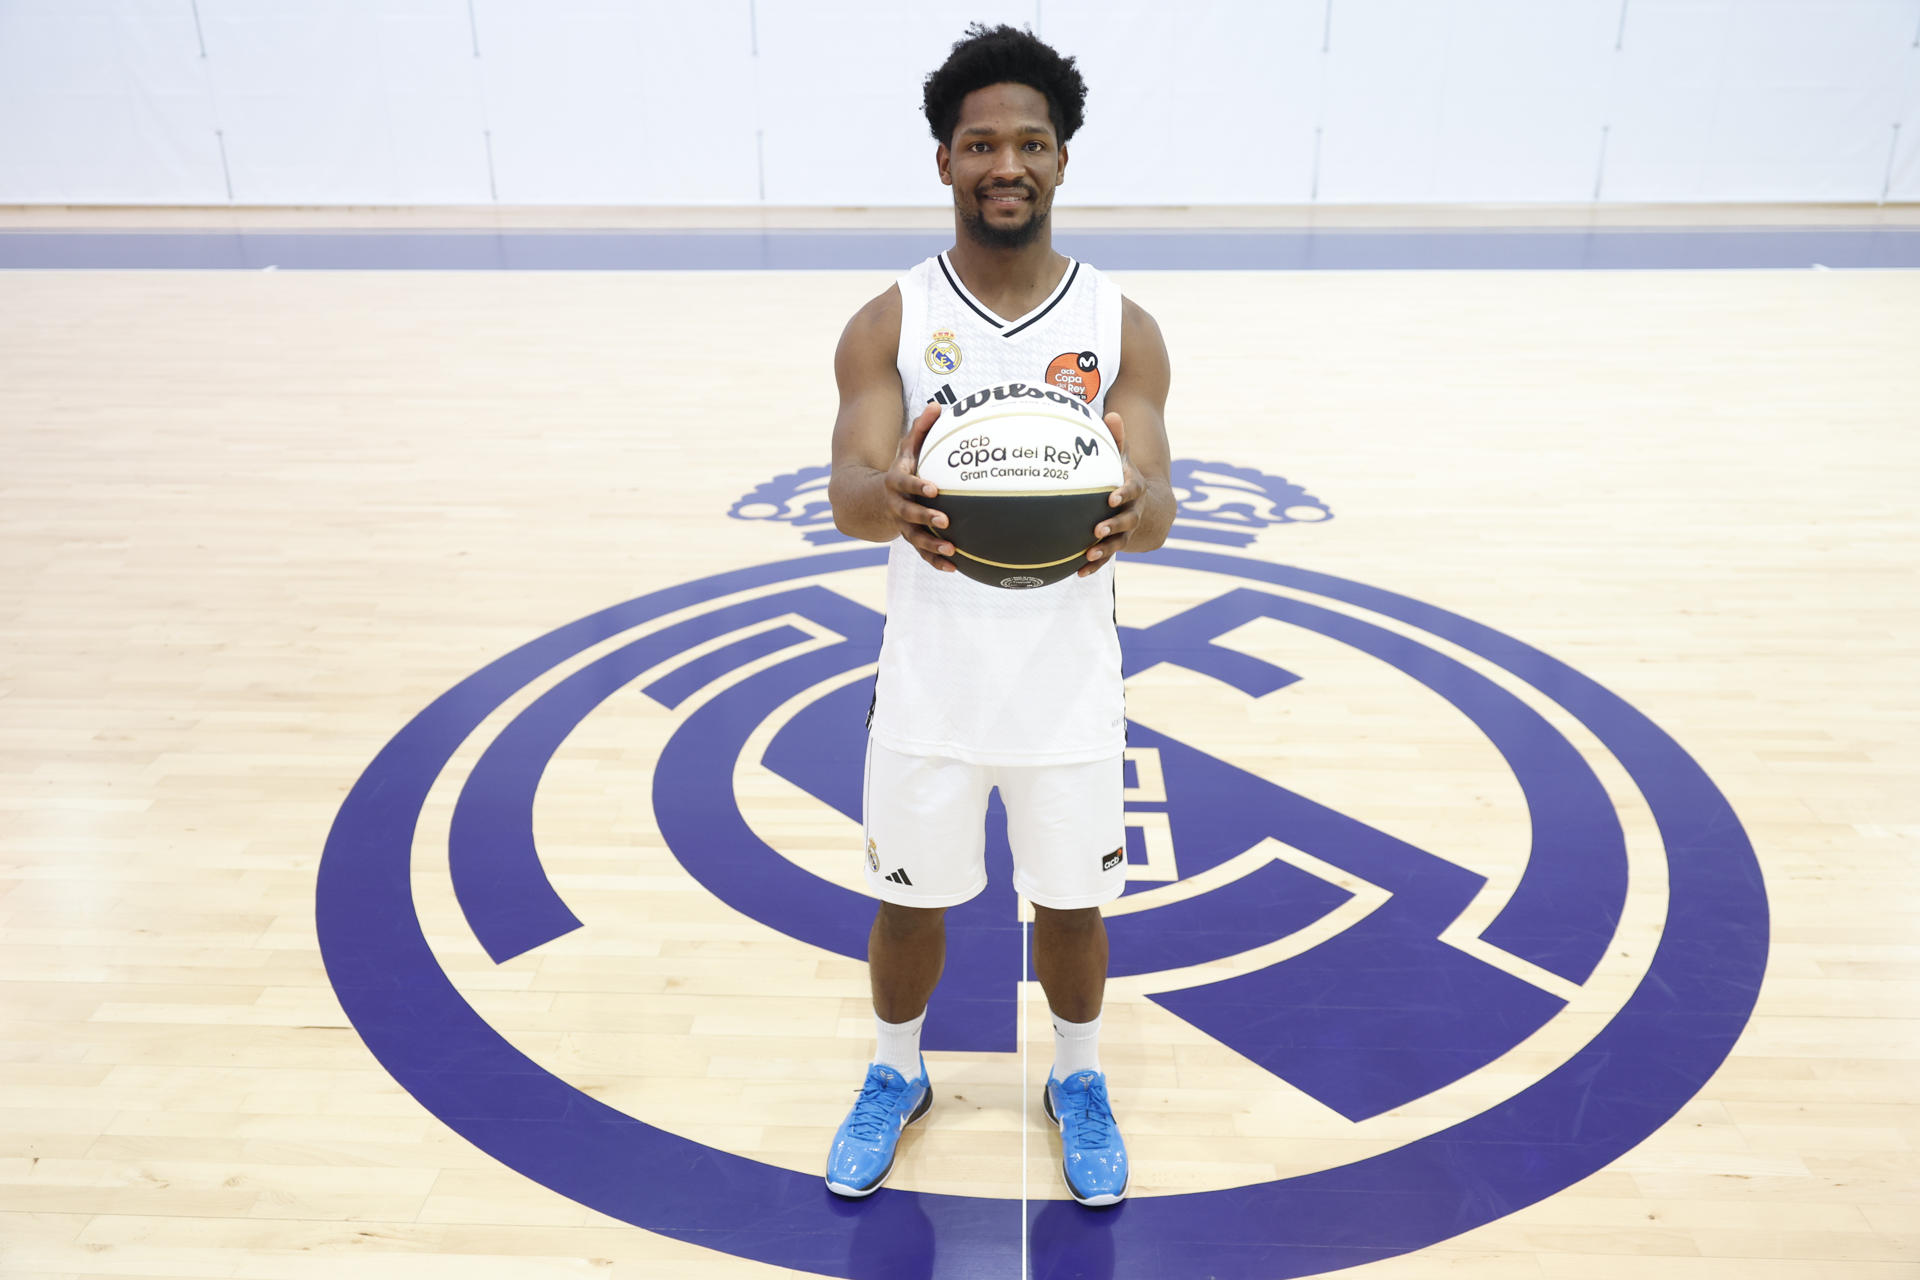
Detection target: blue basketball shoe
<box><xmin>824</xmin><ymin>1058</ymin><xmax>932</xmax><ymax>1197</ymax></box>
<box><xmin>1043</xmin><ymin>1069</ymin><xmax>1129</xmax><ymax>1206</ymax></box>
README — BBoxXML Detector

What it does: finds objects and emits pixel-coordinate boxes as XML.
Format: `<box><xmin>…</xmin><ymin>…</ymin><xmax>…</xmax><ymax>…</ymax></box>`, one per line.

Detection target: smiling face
<box><xmin>937</xmin><ymin>82</ymin><xmax>1067</xmax><ymax>251</ymax></box>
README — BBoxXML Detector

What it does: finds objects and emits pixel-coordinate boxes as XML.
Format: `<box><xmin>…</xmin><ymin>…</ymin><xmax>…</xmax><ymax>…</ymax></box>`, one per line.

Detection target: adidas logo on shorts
<box><xmin>884</xmin><ymin>869</ymin><xmax>914</xmax><ymax>886</ymax></box>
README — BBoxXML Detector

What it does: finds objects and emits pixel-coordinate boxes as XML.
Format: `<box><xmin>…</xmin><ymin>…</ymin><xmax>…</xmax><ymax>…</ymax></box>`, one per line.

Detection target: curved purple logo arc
<box><xmin>317</xmin><ymin>542</ymin><xmax>1767</xmax><ymax>1280</ymax></box>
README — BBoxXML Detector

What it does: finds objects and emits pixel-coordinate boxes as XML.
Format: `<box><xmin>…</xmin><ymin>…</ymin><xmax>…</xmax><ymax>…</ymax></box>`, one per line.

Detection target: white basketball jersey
<box><xmin>870</xmin><ymin>251</ymin><xmax>1126</xmax><ymax>766</ymax></box>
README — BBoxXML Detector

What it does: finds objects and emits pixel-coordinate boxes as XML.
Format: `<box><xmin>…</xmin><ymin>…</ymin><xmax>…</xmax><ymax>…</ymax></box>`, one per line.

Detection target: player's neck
<box><xmin>945</xmin><ymin>235</ymin><xmax>1070</xmax><ymax>323</ymax></box>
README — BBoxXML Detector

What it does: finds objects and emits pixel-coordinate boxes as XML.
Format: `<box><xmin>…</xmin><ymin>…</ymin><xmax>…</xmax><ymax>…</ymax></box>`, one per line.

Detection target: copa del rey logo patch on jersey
<box><xmin>1046</xmin><ymin>350</ymin><xmax>1101</xmax><ymax>401</ymax></box>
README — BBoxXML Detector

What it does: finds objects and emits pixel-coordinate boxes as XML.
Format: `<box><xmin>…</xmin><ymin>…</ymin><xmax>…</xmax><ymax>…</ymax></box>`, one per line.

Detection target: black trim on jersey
<box><xmin>936</xmin><ymin>255</ymin><xmax>1004</xmax><ymax>329</ymax></box>
<box><xmin>936</xmin><ymin>252</ymin><xmax>1082</xmax><ymax>338</ymax></box>
<box><xmin>1002</xmin><ymin>260</ymin><xmax>1081</xmax><ymax>337</ymax></box>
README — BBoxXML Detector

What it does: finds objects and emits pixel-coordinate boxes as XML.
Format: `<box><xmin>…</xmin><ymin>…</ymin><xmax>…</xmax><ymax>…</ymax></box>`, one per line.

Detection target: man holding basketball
<box><xmin>824</xmin><ymin>24</ymin><xmax>1175</xmax><ymax>1206</ymax></box>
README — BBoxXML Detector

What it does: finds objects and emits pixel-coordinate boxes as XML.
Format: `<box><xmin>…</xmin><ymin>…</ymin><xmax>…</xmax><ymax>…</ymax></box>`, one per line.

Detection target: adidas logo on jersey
<box><xmin>885</xmin><ymin>868</ymin><xmax>914</xmax><ymax>886</ymax></box>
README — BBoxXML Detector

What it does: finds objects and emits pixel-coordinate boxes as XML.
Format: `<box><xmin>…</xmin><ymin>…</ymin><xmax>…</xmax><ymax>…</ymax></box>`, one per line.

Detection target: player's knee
<box><xmin>1033</xmin><ymin>903</ymin><xmax>1102</xmax><ymax>934</ymax></box>
<box><xmin>875</xmin><ymin>901</ymin><xmax>947</xmax><ymax>936</ymax></box>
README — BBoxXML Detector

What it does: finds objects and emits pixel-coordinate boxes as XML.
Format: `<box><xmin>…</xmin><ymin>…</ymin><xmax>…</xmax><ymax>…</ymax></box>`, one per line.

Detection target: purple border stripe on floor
<box><xmin>1</xmin><ymin>227</ymin><xmax>1916</xmax><ymax>270</ymax></box>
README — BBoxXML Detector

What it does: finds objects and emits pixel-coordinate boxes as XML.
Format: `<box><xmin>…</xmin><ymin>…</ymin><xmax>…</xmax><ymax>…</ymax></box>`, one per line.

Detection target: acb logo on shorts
<box><xmin>317</xmin><ymin>458</ymin><xmax>1766</xmax><ymax>1278</ymax></box>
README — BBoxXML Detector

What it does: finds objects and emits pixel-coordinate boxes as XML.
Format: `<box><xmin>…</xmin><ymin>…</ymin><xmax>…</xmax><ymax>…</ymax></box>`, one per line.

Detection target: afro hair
<box><xmin>922</xmin><ymin>23</ymin><xmax>1087</xmax><ymax>147</ymax></box>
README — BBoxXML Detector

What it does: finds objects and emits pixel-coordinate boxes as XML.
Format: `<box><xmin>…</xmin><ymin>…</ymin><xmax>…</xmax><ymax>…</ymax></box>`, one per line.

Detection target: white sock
<box><xmin>1050</xmin><ymin>1012</ymin><xmax>1101</xmax><ymax>1079</ymax></box>
<box><xmin>873</xmin><ymin>1010</ymin><xmax>925</xmax><ymax>1076</ymax></box>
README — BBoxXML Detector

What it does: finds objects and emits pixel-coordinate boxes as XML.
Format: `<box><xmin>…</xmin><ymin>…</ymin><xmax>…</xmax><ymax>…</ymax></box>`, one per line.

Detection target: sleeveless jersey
<box><xmin>870</xmin><ymin>251</ymin><xmax>1126</xmax><ymax>765</ymax></box>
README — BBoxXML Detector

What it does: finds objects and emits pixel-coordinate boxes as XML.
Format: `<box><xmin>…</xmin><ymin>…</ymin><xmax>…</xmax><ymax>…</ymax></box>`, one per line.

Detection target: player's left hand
<box><xmin>1079</xmin><ymin>410</ymin><xmax>1143</xmax><ymax>577</ymax></box>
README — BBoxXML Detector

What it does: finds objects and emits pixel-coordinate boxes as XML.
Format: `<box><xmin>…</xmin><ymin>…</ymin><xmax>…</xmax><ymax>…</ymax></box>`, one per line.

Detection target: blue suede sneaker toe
<box><xmin>1044</xmin><ymin>1069</ymin><xmax>1128</xmax><ymax>1206</ymax></box>
<box><xmin>824</xmin><ymin>1058</ymin><xmax>932</xmax><ymax>1197</ymax></box>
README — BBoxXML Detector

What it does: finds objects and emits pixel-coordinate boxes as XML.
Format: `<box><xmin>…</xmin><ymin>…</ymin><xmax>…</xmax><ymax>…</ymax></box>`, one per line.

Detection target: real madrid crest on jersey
<box><xmin>924</xmin><ymin>330</ymin><xmax>961</xmax><ymax>375</ymax></box>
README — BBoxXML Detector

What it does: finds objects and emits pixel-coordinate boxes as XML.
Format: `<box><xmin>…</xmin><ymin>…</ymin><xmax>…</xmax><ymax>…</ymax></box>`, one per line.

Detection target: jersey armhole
<box><xmin>893</xmin><ymin>269</ymin><xmax>927</xmax><ymax>427</ymax></box>
<box><xmin>1102</xmin><ymin>275</ymin><xmax>1125</xmax><ymax>393</ymax></box>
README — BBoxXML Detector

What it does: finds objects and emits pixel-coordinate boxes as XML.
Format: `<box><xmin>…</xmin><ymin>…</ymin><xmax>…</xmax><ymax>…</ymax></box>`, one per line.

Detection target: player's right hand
<box><xmin>886</xmin><ymin>403</ymin><xmax>956</xmax><ymax>572</ymax></box>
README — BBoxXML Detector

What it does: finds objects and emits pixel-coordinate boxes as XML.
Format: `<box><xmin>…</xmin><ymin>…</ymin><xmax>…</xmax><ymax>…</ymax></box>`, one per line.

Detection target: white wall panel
<box><xmin>1314</xmin><ymin>0</ymin><xmax>1450</xmax><ymax>202</ymax></box>
<box><xmin>1702</xmin><ymin>0</ymin><xmax>1913</xmax><ymax>200</ymax></box>
<box><xmin>474</xmin><ymin>0</ymin><xmax>757</xmax><ymax>203</ymax></box>
<box><xmin>754</xmin><ymin>2</ymin><xmax>1037</xmax><ymax>206</ymax></box>
<box><xmin>1887</xmin><ymin>40</ymin><xmax>1920</xmax><ymax>201</ymax></box>
<box><xmin>1597</xmin><ymin>0</ymin><xmax>1729</xmax><ymax>201</ymax></box>
<box><xmin>199</xmin><ymin>0</ymin><xmax>488</xmax><ymax>204</ymax></box>
<box><xmin>1038</xmin><ymin>0</ymin><xmax>1323</xmax><ymax>205</ymax></box>
<box><xmin>0</xmin><ymin>0</ymin><xmax>1913</xmax><ymax>206</ymax></box>
<box><xmin>1318</xmin><ymin>0</ymin><xmax>1617</xmax><ymax>203</ymax></box>
<box><xmin>0</xmin><ymin>0</ymin><xmax>225</xmax><ymax>202</ymax></box>
<box><xmin>1606</xmin><ymin>0</ymin><xmax>1916</xmax><ymax>201</ymax></box>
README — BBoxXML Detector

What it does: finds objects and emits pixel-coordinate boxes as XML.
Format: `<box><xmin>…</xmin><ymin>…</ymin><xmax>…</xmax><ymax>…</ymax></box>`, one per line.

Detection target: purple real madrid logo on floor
<box><xmin>317</xmin><ymin>461</ymin><xmax>1766</xmax><ymax>1279</ymax></box>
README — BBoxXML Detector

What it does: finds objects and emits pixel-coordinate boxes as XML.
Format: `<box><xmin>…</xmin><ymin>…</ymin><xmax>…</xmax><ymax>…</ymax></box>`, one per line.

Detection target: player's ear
<box><xmin>1057</xmin><ymin>143</ymin><xmax>1068</xmax><ymax>185</ymax></box>
<box><xmin>936</xmin><ymin>142</ymin><xmax>952</xmax><ymax>186</ymax></box>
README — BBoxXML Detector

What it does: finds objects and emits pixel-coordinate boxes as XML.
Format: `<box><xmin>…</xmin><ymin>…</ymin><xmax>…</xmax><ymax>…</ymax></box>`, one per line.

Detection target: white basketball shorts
<box><xmin>861</xmin><ymin>740</ymin><xmax>1126</xmax><ymax>910</ymax></box>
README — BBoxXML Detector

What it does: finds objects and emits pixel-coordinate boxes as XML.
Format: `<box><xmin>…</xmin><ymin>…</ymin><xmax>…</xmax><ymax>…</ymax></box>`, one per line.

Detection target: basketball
<box><xmin>916</xmin><ymin>382</ymin><xmax>1124</xmax><ymax>589</ymax></box>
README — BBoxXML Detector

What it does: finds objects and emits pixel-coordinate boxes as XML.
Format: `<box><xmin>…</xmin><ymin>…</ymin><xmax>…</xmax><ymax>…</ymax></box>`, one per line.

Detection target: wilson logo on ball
<box><xmin>949</xmin><ymin>380</ymin><xmax>1097</xmax><ymax>421</ymax></box>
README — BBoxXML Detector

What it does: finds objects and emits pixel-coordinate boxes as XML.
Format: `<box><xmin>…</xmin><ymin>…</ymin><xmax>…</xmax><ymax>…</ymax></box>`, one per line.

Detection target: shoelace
<box><xmin>844</xmin><ymin>1073</ymin><xmax>904</xmax><ymax>1141</ymax></box>
<box><xmin>1058</xmin><ymin>1075</ymin><xmax>1115</xmax><ymax>1150</ymax></box>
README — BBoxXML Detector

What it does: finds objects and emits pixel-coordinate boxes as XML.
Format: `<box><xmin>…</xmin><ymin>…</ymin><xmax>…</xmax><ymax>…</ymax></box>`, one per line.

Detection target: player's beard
<box><xmin>960</xmin><ymin>189</ymin><xmax>1049</xmax><ymax>250</ymax></box>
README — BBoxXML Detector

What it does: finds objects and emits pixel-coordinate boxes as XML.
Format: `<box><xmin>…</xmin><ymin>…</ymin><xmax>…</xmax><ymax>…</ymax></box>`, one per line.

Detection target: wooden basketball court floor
<box><xmin>1</xmin><ymin>208</ymin><xmax>1916</xmax><ymax>1278</ymax></box>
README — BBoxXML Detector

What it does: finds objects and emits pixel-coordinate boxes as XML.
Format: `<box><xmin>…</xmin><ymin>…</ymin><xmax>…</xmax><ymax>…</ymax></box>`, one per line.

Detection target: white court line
<box><xmin>1020</xmin><ymin>915</ymin><xmax>1031</xmax><ymax>1280</ymax></box>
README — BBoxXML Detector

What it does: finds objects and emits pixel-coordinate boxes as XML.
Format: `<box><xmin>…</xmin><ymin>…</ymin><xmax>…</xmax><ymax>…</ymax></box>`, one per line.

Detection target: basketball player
<box><xmin>823</xmin><ymin>25</ymin><xmax>1174</xmax><ymax>1207</ymax></box>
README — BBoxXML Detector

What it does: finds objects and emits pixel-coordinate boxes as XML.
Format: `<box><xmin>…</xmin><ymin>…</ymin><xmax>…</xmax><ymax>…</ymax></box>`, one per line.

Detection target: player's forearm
<box><xmin>829</xmin><ymin>464</ymin><xmax>902</xmax><ymax>543</ymax></box>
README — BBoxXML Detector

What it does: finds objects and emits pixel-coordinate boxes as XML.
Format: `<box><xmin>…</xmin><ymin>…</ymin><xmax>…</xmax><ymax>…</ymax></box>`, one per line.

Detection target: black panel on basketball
<box><xmin>927</xmin><ymin>490</ymin><xmax>1113</xmax><ymax>588</ymax></box>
